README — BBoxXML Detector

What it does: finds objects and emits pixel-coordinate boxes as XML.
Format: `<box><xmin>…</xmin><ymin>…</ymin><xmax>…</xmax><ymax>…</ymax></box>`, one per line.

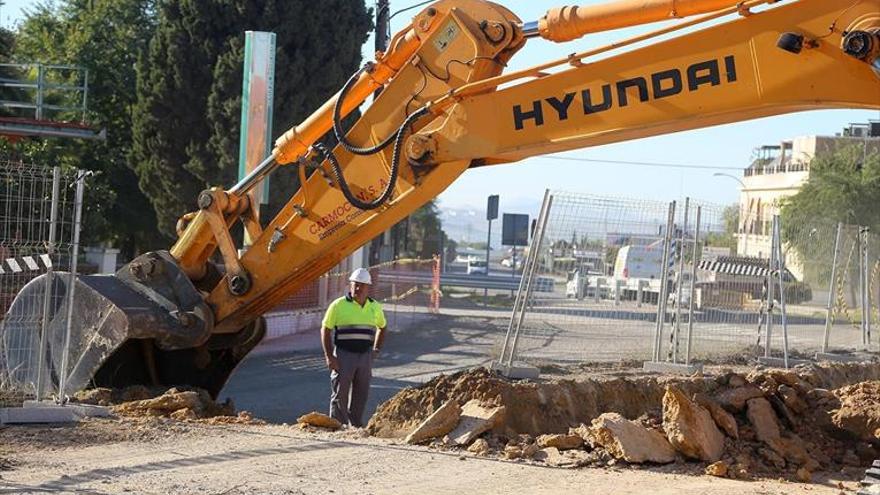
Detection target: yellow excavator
<box><xmin>3</xmin><ymin>0</ymin><xmax>879</xmax><ymax>400</ymax></box>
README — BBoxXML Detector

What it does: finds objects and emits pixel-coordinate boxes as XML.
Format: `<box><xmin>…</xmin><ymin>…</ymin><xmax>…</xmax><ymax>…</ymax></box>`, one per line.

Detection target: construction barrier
<box><xmin>499</xmin><ymin>190</ymin><xmax>878</xmax><ymax>370</ymax></box>
<box><xmin>0</xmin><ymin>162</ymin><xmax>87</xmax><ymax>402</ymax></box>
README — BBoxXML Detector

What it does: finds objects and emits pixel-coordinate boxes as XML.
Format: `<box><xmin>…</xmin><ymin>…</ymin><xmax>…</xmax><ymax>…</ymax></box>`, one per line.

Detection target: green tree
<box><xmin>782</xmin><ymin>145</ymin><xmax>880</xmax><ymax>232</ymax></box>
<box><xmin>402</xmin><ymin>200</ymin><xmax>447</xmax><ymax>259</ymax></box>
<box><xmin>704</xmin><ymin>204</ymin><xmax>739</xmax><ymax>253</ymax></box>
<box><xmin>131</xmin><ymin>0</ymin><xmax>371</xmax><ymax>237</ymax></box>
<box><xmin>10</xmin><ymin>0</ymin><xmax>161</xmax><ymax>256</ymax></box>
<box><xmin>781</xmin><ymin>144</ymin><xmax>880</xmax><ymax>284</ymax></box>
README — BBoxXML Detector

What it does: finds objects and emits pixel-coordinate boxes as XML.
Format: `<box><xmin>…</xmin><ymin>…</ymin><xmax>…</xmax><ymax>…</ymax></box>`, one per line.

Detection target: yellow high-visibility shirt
<box><xmin>322</xmin><ymin>294</ymin><xmax>386</xmax><ymax>353</ymax></box>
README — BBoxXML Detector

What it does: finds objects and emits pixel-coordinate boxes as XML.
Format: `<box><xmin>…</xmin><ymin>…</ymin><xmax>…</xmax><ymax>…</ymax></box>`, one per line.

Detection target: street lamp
<box><xmin>713</xmin><ymin>172</ymin><xmax>749</xmax><ymax>255</ymax></box>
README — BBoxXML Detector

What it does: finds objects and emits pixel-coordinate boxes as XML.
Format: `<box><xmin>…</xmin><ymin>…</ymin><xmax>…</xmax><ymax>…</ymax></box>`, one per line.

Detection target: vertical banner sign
<box><xmin>239</xmin><ymin>31</ymin><xmax>276</xmax><ymax>245</ymax></box>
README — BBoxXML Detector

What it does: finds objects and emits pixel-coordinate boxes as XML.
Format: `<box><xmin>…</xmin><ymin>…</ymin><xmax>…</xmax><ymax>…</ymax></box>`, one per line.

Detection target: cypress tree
<box><xmin>132</xmin><ymin>0</ymin><xmax>371</xmax><ymax>237</ymax></box>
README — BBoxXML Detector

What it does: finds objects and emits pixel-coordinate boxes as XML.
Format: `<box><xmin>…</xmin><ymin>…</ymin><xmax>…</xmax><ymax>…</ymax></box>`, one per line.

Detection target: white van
<box><xmin>613</xmin><ymin>245</ymin><xmax>663</xmax><ymax>279</ymax></box>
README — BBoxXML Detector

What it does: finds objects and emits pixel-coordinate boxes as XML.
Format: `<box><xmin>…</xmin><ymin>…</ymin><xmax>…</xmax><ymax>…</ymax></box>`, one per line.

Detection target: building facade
<box><xmin>738</xmin><ymin>123</ymin><xmax>880</xmax><ymax>272</ymax></box>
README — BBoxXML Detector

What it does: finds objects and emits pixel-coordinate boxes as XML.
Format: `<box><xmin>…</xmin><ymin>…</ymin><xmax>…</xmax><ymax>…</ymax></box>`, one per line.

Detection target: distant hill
<box><xmin>439</xmin><ymin>197</ymin><xmax>542</xmax><ymax>248</ymax></box>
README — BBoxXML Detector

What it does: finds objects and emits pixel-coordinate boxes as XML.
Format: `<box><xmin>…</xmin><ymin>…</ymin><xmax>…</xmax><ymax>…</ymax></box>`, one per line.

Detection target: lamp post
<box><xmin>713</xmin><ymin>172</ymin><xmax>749</xmax><ymax>256</ymax></box>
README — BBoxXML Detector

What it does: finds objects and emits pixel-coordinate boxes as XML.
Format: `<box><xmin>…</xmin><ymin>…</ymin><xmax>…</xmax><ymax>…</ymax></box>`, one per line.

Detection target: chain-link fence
<box><xmin>498</xmin><ymin>190</ymin><xmax>879</xmax><ymax>370</ymax></box>
<box><xmin>0</xmin><ymin>162</ymin><xmax>86</xmax><ymax>403</ymax></box>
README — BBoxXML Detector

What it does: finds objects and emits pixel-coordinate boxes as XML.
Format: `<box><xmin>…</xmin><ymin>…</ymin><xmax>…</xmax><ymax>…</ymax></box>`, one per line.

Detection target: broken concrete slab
<box><xmin>449</xmin><ymin>399</ymin><xmax>505</xmax><ymax>446</ymax></box>
<box><xmin>404</xmin><ymin>399</ymin><xmax>461</xmax><ymax>444</ymax></box>
<box><xmin>1</xmin><ymin>401</ymin><xmax>110</xmax><ymax>425</ymax></box>
<box><xmin>663</xmin><ymin>386</ymin><xmax>724</xmax><ymax>462</ymax></box>
<box><xmin>588</xmin><ymin>412</ymin><xmax>675</xmax><ymax>464</ymax></box>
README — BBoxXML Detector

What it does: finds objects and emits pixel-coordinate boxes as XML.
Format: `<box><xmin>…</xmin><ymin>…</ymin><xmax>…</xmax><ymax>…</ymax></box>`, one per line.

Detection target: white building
<box><xmin>738</xmin><ymin>122</ymin><xmax>880</xmax><ymax>268</ymax></box>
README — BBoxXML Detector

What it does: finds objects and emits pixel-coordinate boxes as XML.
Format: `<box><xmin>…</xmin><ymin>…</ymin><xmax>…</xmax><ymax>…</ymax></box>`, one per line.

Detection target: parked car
<box><xmin>500</xmin><ymin>258</ymin><xmax>522</xmax><ymax>269</ymax></box>
<box><xmin>466</xmin><ymin>259</ymin><xmax>488</xmax><ymax>275</ymax></box>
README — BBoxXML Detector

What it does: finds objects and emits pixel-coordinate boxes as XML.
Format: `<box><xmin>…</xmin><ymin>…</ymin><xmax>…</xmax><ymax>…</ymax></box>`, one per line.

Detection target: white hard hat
<box><xmin>349</xmin><ymin>267</ymin><xmax>372</xmax><ymax>285</ymax></box>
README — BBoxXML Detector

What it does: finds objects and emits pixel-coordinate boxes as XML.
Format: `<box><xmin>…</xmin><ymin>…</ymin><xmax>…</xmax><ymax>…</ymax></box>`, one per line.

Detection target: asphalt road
<box><xmin>220</xmin><ymin>307</ymin><xmax>504</xmax><ymax>423</ymax></box>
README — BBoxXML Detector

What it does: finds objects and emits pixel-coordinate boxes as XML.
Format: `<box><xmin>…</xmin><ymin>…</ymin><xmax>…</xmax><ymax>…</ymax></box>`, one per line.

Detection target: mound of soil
<box><xmin>368</xmin><ymin>367</ymin><xmax>709</xmax><ymax>437</ymax></box>
<box><xmin>833</xmin><ymin>381</ymin><xmax>880</xmax><ymax>440</ymax></box>
<box><xmin>368</xmin><ymin>362</ymin><xmax>880</xmax><ymax>482</ymax></box>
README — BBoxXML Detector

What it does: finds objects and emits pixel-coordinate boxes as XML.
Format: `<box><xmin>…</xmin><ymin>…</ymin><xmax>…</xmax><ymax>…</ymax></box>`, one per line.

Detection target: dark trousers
<box><xmin>329</xmin><ymin>348</ymin><xmax>373</xmax><ymax>427</ymax></box>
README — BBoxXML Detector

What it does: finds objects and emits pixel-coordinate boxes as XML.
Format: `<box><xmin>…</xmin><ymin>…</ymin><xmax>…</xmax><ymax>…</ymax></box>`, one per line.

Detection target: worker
<box><xmin>321</xmin><ymin>267</ymin><xmax>387</xmax><ymax>427</ymax></box>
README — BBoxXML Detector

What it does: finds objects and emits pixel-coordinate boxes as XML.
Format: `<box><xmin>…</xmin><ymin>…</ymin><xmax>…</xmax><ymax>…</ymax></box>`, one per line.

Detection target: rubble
<box><xmin>662</xmin><ymin>386</ymin><xmax>724</xmax><ymax>461</ymax></box>
<box><xmin>367</xmin><ymin>362</ymin><xmax>880</xmax><ymax>481</ymax></box>
<box><xmin>404</xmin><ymin>399</ymin><xmax>461</xmax><ymax>444</ymax></box>
<box><xmin>536</xmin><ymin>433</ymin><xmax>583</xmax><ymax>450</ymax></box>
<box><xmin>448</xmin><ymin>400</ymin><xmax>505</xmax><ymax>445</ymax></box>
<box><xmin>694</xmin><ymin>393</ymin><xmax>738</xmax><ymax>439</ymax></box>
<box><xmin>297</xmin><ymin>412</ymin><xmax>342</xmax><ymax>430</ymax></box>
<box><xmin>467</xmin><ymin>438</ymin><xmax>490</xmax><ymax>456</ymax></box>
<box><xmin>746</xmin><ymin>397</ymin><xmax>780</xmax><ymax>446</ymax></box>
<box><xmin>72</xmin><ymin>386</ymin><xmax>256</xmax><ymax>424</ymax></box>
<box><xmin>705</xmin><ymin>460</ymin><xmax>728</xmax><ymax>477</ymax></box>
<box><xmin>716</xmin><ymin>385</ymin><xmax>763</xmax><ymax>412</ymax></box>
<box><xmin>588</xmin><ymin>412</ymin><xmax>676</xmax><ymax>464</ymax></box>
<box><xmin>833</xmin><ymin>381</ymin><xmax>880</xmax><ymax>440</ymax></box>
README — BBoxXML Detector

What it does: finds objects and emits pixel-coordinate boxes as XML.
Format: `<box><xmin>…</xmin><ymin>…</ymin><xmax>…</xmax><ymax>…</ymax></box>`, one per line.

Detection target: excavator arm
<box><xmin>6</xmin><ymin>0</ymin><xmax>878</xmax><ymax>398</ymax></box>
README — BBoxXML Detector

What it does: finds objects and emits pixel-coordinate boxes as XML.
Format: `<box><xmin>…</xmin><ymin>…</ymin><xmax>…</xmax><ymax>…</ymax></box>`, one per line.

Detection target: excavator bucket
<box><xmin>0</xmin><ymin>251</ymin><xmax>264</xmax><ymax>399</ymax></box>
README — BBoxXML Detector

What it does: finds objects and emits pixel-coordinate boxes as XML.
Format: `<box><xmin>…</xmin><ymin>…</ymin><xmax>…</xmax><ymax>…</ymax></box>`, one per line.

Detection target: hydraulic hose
<box><xmin>320</xmin><ymin>106</ymin><xmax>429</xmax><ymax>211</ymax></box>
<box><xmin>333</xmin><ymin>65</ymin><xmax>398</xmax><ymax>156</ymax></box>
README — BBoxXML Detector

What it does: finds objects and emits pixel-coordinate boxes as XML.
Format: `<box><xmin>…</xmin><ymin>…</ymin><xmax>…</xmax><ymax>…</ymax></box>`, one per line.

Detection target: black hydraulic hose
<box><xmin>320</xmin><ymin>106</ymin><xmax>429</xmax><ymax>211</ymax></box>
<box><xmin>333</xmin><ymin>65</ymin><xmax>398</xmax><ymax>156</ymax></box>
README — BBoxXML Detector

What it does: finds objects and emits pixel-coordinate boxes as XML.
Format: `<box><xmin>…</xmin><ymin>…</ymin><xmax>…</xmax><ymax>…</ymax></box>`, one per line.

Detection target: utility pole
<box><xmin>373</xmin><ymin>0</ymin><xmax>393</xmax><ymax>260</ymax></box>
<box><xmin>374</xmin><ymin>0</ymin><xmax>390</xmax><ymax>100</ymax></box>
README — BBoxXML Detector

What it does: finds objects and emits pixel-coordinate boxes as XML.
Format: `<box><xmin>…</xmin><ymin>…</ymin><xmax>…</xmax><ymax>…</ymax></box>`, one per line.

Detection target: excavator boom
<box><xmin>4</xmin><ymin>0</ymin><xmax>877</xmax><ymax>398</ymax></box>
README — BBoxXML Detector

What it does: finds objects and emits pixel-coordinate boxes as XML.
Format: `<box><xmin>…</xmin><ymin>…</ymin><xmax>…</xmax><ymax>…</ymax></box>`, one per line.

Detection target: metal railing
<box><xmin>0</xmin><ymin>63</ymin><xmax>89</xmax><ymax>122</ymax></box>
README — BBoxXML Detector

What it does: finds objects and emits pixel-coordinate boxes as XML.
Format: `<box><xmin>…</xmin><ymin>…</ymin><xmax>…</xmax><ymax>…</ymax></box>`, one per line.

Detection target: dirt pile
<box><xmin>369</xmin><ymin>362</ymin><xmax>880</xmax><ymax>482</ymax></box>
<box><xmin>833</xmin><ymin>381</ymin><xmax>880</xmax><ymax>441</ymax></box>
<box><xmin>74</xmin><ymin>386</ymin><xmax>262</xmax><ymax>424</ymax></box>
<box><xmin>368</xmin><ymin>367</ymin><xmax>708</xmax><ymax>437</ymax></box>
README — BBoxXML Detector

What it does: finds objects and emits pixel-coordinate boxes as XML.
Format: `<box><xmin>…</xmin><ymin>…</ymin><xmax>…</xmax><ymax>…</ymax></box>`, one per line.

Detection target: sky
<box><xmin>2</xmin><ymin>0</ymin><xmax>877</xmax><ymax>218</ymax></box>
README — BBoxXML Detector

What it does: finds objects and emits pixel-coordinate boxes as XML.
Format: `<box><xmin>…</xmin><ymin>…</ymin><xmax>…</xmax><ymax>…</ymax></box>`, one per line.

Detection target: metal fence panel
<box><xmin>506</xmin><ymin>191</ymin><xmax>675</xmax><ymax>364</ymax></box>
<box><xmin>501</xmin><ymin>189</ymin><xmax>878</xmax><ymax>369</ymax></box>
<box><xmin>0</xmin><ymin>162</ymin><xmax>85</xmax><ymax>401</ymax></box>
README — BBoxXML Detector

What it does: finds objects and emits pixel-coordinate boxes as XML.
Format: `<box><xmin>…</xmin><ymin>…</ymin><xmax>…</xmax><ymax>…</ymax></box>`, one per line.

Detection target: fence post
<box><xmin>318</xmin><ymin>275</ymin><xmax>328</xmax><ymax>309</ymax></box>
<box><xmin>685</xmin><ymin>206</ymin><xmax>701</xmax><ymax>365</ymax></box>
<box><xmin>35</xmin><ymin>166</ymin><xmax>62</xmax><ymax>402</ymax></box>
<box><xmin>764</xmin><ymin>218</ymin><xmax>775</xmax><ymax>359</ymax></box>
<box><xmin>507</xmin><ymin>194</ymin><xmax>554</xmax><ymax>367</ymax></box>
<box><xmin>36</xmin><ymin>64</ymin><xmax>45</xmax><ymax>120</ymax></box>
<box><xmin>431</xmin><ymin>254</ymin><xmax>440</xmax><ymax>314</ymax></box>
<box><xmin>772</xmin><ymin>216</ymin><xmax>790</xmax><ymax>368</ymax></box>
<box><xmin>499</xmin><ymin>189</ymin><xmax>550</xmax><ymax>366</ymax></box>
<box><xmin>652</xmin><ymin>201</ymin><xmax>676</xmax><ymax>362</ymax></box>
<box><xmin>673</xmin><ymin>198</ymin><xmax>690</xmax><ymax>362</ymax></box>
<box><xmin>821</xmin><ymin>222</ymin><xmax>843</xmax><ymax>354</ymax></box>
<box><xmin>57</xmin><ymin>170</ymin><xmax>86</xmax><ymax>402</ymax></box>
<box><xmin>863</xmin><ymin>227</ymin><xmax>872</xmax><ymax>348</ymax></box>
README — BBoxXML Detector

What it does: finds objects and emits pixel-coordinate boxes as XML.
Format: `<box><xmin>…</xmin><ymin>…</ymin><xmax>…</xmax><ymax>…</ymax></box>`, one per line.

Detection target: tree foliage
<box><xmin>781</xmin><ymin>145</ymin><xmax>880</xmax><ymax>232</ymax></box>
<box><xmin>131</xmin><ymin>0</ymin><xmax>371</xmax><ymax>237</ymax></box>
<box><xmin>781</xmin><ymin>145</ymin><xmax>880</xmax><ymax>284</ymax></box>
<box><xmin>9</xmin><ymin>0</ymin><xmax>160</xmax><ymax>256</ymax></box>
<box><xmin>704</xmin><ymin>204</ymin><xmax>739</xmax><ymax>253</ymax></box>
